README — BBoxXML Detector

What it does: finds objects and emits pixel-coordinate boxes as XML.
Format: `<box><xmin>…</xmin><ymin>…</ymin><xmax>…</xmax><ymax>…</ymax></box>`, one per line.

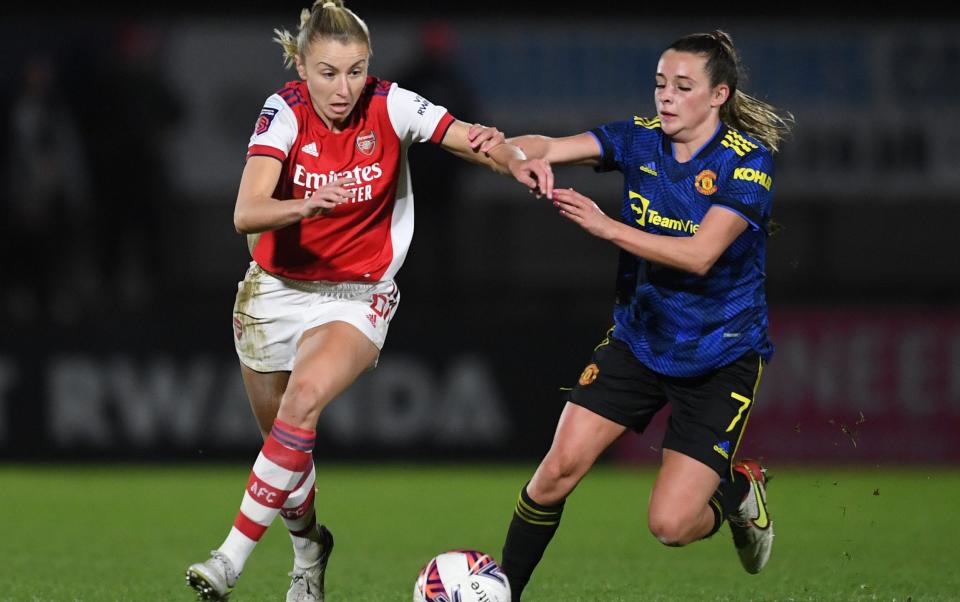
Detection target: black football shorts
<box><xmin>567</xmin><ymin>332</ymin><xmax>764</xmax><ymax>478</ymax></box>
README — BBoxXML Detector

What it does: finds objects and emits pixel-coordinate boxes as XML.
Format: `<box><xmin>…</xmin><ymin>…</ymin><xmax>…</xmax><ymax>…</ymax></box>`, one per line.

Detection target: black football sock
<box><xmin>704</xmin><ymin>495</ymin><xmax>725</xmax><ymax>539</ymax></box>
<box><xmin>703</xmin><ymin>469</ymin><xmax>750</xmax><ymax>539</ymax></box>
<box><xmin>500</xmin><ymin>483</ymin><xmax>565</xmax><ymax>602</ymax></box>
<box><xmin>718</xmin><ymin>469</ymin><xmax>751</xmax><ymax>516</ymax></box>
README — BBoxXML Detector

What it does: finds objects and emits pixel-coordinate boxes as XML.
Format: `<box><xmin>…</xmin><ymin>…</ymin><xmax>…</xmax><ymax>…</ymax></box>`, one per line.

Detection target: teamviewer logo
<box><xmin>628</xmin><ymin>191</ymin><xmax>650</xmax><ymax>226</ymax></box>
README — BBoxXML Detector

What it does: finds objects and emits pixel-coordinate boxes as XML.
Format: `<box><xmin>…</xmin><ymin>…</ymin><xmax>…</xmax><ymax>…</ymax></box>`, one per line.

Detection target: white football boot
<box><xmin>286</xmin><ymin>524</ymin><xmax>335</xmax><ymax>602</ymax></box>
<box><xmin>728</xmin><ymin>459</ymin><xmax>774</xmax><ymax>574</ymax></box>
<box><xmin>186</xmin><ymin>550</ymin><xmax>238</xmax><ymax>601</ymax></box>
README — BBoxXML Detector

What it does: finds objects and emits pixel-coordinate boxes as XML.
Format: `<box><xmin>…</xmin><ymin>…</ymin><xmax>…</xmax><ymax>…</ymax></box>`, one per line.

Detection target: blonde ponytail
<box><xmin>273</xmin><ymin>0</ymin><xmax>372</xmax><ymax>69</ymax></box>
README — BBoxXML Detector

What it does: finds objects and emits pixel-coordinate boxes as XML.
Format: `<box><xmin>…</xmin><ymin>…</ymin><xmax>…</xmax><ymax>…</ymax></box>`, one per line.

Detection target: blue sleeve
<box><xmin>712</xmin><ymin>151</ymin><xmax>775</xmax><ymax>232</ymax></box>
<box><xmin>589</xmin><ymin>119</ymin><xmax>634</xmax><ymax>173</ymax></box>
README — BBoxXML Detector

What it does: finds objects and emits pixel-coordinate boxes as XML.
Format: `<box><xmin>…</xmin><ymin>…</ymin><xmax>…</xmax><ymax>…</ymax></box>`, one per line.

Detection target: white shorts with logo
<box><xmin>232</xmin><ymin>262</ymin><xmax>400</xmax><ymax>372</ymax></box>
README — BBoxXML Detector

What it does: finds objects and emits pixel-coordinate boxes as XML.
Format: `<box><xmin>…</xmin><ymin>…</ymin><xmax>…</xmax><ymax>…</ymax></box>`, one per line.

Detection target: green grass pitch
<box><xmin>0</xmin><ymin>464</ymin><xmax>956</xmax><ymax>601</ymax></box>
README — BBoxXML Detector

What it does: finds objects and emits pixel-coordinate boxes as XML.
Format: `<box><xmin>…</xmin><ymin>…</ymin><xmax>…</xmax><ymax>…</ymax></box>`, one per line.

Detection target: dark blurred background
<box><xmin>1</xmin><ymin>4</ymin><xmax>957</xmax><ymax>465</ymax></box>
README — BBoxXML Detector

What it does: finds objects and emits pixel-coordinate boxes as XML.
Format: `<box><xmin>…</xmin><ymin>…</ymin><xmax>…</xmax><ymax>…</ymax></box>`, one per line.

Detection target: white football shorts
<box><xmin>232</xmin><ymin>262</ymin><xmax>400</xmax><ymax>372</ymax></box>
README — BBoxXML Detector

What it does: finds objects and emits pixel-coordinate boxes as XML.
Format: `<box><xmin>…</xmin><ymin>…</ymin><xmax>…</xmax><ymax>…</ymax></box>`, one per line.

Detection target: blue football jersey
<box><xmin>590</xmin><ymin>117</ymin><xmax>775</xmax><ymax>376</ymax></box>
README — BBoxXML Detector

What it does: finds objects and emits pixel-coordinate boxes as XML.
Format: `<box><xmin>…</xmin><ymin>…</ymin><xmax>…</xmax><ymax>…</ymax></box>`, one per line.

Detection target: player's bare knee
<box><xmin>648</xmin><ymin>514</ymin><xmax>691</xmax><ymax>547</ymax></box>
<box><xmin>541</xmin><ymin>453</ymin><xmax>582</xmax><ymax>489</ymax></box>
<box><xmin>528</xmin><ymin>462</ymin><xmax>578</xmax><ymax>506</ymax></box>
<box><xmin>278</xmin><ymin>379</ymin><xmax>327</xmax><ymax>426</ymax></box>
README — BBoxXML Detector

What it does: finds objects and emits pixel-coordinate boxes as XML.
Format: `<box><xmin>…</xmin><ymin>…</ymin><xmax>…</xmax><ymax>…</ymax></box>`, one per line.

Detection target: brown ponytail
<box><xmin>668</xmin><ymin>30</ymin><xmax>793</xmax><ymax>153</ymax></box>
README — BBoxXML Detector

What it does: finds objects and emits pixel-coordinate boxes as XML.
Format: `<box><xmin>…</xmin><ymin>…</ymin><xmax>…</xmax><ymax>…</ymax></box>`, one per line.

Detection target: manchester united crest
<box><xmin>356</xmin><ymin>129</ymin><xmax>377</xmax><ymax>156</ymax></box>
<box><xmin>578</xmin><ymin>363</ymin><xmax>600</xmax><ymax>386</ymax></box>
<box><xmin>695</xmin><ymin>169</ymin><xmax>718</xmax><ymax>195</ymax></box>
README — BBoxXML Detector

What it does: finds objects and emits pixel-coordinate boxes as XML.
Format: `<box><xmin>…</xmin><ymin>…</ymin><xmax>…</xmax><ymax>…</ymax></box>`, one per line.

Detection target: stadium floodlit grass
<box><xmin>1</xmin><ymin>464</ymin><xmax>957</xmax><ymax>601</ymax></box>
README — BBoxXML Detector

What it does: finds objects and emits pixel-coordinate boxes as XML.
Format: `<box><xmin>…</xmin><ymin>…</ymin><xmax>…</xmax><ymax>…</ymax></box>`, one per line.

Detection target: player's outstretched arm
<box><xmin>478</xmin><ymin>130</ymin><xmax>603</xmax><ymax>198</ymax></box>
<box><xmin>439</xmin><ymin>119</ymin><xmax>514</xmax><ymax>167</ymax></box>
<box><xmin>507</xmin><ymin>132</ymin><xmax>602</xmax><ymax>167</ymax></box>
<box><xmin>552</xmin><ymin>187</ymin><xmax>748</xmax><ymax>276</ymax></box>
<box><xmin>233</xmin><ymin>156</ymin><xmax>355</xmax><ymax>234</ymax></box>
<box><xmin>441</xmin><ymin>120</ymin><xmax>553</xmax><ymax>198</ymax></box>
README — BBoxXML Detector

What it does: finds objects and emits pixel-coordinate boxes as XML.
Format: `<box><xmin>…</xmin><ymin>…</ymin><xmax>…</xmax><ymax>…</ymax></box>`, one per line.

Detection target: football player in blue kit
<box><xmin>492</xmin><ymin>30</ymin><xmax>793</xmax><ymax>600</ymax></box>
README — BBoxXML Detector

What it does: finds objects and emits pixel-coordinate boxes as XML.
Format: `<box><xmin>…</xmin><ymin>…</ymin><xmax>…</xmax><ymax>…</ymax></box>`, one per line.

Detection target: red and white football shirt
<box><xmin>246</xmin><ymin>77</ymin><xmax>455</xmax><ymax>282</ymax></box>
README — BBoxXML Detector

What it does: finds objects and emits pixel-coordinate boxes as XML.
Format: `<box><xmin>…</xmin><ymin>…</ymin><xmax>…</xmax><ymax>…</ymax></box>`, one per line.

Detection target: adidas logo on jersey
<box><xmin>301</xmin><ymin>142</ymin><xmax>319</xmax><ymax>157</ymax></box>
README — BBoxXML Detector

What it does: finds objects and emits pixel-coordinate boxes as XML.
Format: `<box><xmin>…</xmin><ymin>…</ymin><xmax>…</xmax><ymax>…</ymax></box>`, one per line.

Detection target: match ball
<box><xmin>413</xmin><ymin>550</ymin><xmax>511</xmax><ymax>602</ymax></box>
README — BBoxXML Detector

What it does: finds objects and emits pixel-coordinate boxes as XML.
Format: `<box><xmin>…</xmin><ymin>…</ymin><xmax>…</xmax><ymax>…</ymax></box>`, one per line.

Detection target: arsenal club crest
<box><xmin>356</xmin><ymin>129</ymin><xmax>377</xmax><ymax>156</ymax></box>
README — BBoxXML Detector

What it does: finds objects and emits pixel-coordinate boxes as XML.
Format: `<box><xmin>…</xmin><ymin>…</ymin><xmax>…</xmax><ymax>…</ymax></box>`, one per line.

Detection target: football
<box><xmin>413</xmin><ymin>550</ymin><xmax>511</xmax><ymax>602</ymax></box>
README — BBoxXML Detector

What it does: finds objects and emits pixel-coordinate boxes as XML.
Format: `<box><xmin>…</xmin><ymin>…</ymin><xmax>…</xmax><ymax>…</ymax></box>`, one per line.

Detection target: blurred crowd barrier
<box><xmin>2</xmin><ymin>307</ymin><xmax>958</xmax><ymax>463</ymax></box>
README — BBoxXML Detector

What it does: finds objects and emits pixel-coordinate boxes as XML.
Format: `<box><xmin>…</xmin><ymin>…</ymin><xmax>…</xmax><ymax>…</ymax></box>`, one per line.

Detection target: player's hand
<box><xmin>553</xmin><ymin>187</ymin><xmax>616</xmax><ymax>239</ymax></box>
<box><xmin>300</xmin><ymin>177</ymin><xmax>356</xmax><ymax>218</ymax></box>
<box><xmin>508</xmin><ymin>158</ymin><xmax>554</xmax><ymax>199</ymax></box>
<box><xmin>467</xmin><ymin>123</ymin><xmax>506</xmax><ymax>154</ymax></box>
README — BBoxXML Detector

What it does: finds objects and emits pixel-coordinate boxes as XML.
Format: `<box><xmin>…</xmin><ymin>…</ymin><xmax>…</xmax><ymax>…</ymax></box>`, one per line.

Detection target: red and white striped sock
<box><xmin>218</xmin><ymin>419</ymin><xmax>316</xmax><ymax>574</ymax></box>
<box><xmin>280</xmin><ymin>459</ymin><xmax>323</xmax><ymax>568</ymax></box>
